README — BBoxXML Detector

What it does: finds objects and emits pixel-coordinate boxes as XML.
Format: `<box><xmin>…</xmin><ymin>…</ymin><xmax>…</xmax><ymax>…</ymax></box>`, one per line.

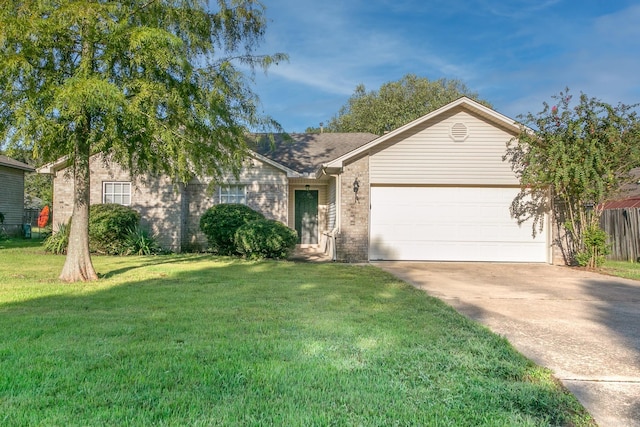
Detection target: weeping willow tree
<box><xmin>0</xmin><ymin>0</ymin><xmax>286</xmax><ymax>281</ymax></box>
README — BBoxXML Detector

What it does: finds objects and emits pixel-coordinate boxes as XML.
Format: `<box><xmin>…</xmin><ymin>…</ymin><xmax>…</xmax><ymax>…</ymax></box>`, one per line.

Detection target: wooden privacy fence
<box><xmin>600</xmin><ymin>208</ymin><xmax>640</xmax><ymax>261</ymax></box>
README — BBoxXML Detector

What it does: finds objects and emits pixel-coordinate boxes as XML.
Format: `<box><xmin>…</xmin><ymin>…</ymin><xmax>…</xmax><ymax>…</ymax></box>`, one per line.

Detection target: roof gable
<box><xmin>250</xmin><ymin>133</ymin><xmax>379</xmax><ymax>175</ymax></box>
<box><xmin>324</xmin><ymin>97</ymin><xmax>522</xmax><ymax>168</ymax></box>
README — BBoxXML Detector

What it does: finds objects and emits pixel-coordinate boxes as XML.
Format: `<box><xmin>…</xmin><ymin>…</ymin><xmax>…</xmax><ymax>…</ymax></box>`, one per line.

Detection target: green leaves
<box><xmin>0</xmin><ymin>0</ymin><xmax>286</xmax><ymax>180</ymax></box>
<box><xmin>325</xmin><ymin>74</ymin><xmax>488</xmax><ymax>135</ymax></box>
<box><xmin>0</xmin><ymin>0</ymin><xmax>287</xmax><ymax>281</ymax></box>
<box><xmin>504</xmin><ymin>89</ymin><xmax>640</xmax><ymax>265</ymax></box>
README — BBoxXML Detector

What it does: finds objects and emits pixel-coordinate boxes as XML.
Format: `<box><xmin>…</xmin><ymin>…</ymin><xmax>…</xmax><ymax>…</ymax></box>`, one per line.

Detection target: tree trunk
<box><xmin>59</xmin><ymin>140</ymin><xmax>98</xmax><ymax>282</ymax></box>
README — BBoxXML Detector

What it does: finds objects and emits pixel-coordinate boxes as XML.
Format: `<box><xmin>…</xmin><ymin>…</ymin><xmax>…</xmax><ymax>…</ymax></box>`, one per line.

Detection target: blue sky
<box><xmin>249</xmin><ymin>0</ymin><xmax>640</xmax><ymax>132</ymax></box>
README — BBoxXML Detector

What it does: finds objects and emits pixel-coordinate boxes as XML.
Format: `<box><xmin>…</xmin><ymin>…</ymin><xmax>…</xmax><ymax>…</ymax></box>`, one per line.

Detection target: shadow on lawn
<box><xmin>0</xmin><ymin>259</ymin><xmax>593</xmax><ymax>426</ymax></box>
<box><xmin>97</xmin><ymin>253</ymin><xmax>216</xmax><ymax>279</ymax></box>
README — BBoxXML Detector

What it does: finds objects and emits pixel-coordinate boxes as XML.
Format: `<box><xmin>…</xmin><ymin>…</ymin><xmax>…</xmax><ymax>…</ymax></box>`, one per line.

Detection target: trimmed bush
<box><xmin>89</xmin><ymin>204</ymin><xmax>140</xmax><ymax>255</ymax></box>
<box><xmin>235</xmin><ymin>219</ymin><xmax>298</xmax><ymax>259</ymax></box>
<box><xmin>200</xmin><ymin>204</ymin><xmax>264</xmax><ymax>255</ymax></box>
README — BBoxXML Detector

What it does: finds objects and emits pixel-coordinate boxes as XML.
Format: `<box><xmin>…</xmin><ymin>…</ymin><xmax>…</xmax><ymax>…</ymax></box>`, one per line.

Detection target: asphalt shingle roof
<box><xmin>0</xmin><ymin>155</ymin><xmax>35</xmax><ymax>172</ymax></box>
<box><xmin>250</xmin><ymin>133</ymin><xmax>379</xmax><ymax>175</ymax></box>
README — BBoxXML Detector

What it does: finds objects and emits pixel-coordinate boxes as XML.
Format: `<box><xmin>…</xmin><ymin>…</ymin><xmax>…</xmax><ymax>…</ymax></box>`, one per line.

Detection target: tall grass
<box><xmin>0</xmin><ymin>242</ymin><xmax>593</xmax><ymax>426</ymax></box>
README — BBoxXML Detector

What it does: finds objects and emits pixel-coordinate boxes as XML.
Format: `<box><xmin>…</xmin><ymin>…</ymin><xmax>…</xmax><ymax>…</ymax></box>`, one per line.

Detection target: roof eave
<box><xmin>37</xmin><ymin>155</ymin><xmax>70</xmax><ymax>175</ymax></box>
<box><xmin>0</xmin><ymin>157</ymin><xmax>36</xmax><ymax>172</ymax></box>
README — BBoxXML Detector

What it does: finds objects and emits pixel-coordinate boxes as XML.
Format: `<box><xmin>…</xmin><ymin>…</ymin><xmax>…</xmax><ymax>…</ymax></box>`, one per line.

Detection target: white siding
<box><xmin>370</xmin><ymin>108</ymin><xmax>519</xmax><ymax>185</ymax></box>
<box><xmin>218</xmin><ymin>158</ymin><xmax>288</xmax><ymax>186</ymax></box>
<box><xmin>287</xmin><ymin>180</ymin><xmax>328</xmax><ymax>232</ymax></box>
<box><xmin>328</xmin><ymin>176</ymin><xmax>337</xmax><ymax>230</ymax></box>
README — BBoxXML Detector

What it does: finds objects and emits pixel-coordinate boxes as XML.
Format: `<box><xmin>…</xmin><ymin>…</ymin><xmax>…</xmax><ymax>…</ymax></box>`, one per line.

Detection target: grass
<box><xmin>600</xmin><ymin>260</ymin><xmax>640</xmax><ymax>281</ymax></box>
<box><xmin>0</xmin><ymin>239</ymin><xmax>593</xmax><ymax>426</ymax></box>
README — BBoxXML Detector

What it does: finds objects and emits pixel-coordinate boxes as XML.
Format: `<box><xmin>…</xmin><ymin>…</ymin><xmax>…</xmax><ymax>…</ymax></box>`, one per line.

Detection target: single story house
<box><xmin>41</xmin><ymin>97</ymin><xmax>557</xmax><ymax>263</ymax></box>
<box><xmin>0</xmin><ymin>155</ymin><xmax>35</xmax><ymax>235</ymax></box>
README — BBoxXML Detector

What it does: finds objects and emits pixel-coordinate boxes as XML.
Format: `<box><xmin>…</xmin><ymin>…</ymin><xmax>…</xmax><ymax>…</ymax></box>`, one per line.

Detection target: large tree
<box><xmin>504</xmin><ymin>90</ymin><xmax>640</xmax><ymax>267</ymax></box>
<box><xmin>0</xmin><ymin>0</ymin><xmax>286</xmax><ymax>282</ymax></box>
<box><xmin>318</xmin><ymin>74</ymin><xmax>488</xmax><ymax>134</ymax></box>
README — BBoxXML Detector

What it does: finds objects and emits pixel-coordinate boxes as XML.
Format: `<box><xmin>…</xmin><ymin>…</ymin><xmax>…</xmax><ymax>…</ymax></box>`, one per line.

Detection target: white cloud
<box><xmin>252</xmin><ymin>0</ymin><xmax>640</xmax><ymax>131</ymax></box>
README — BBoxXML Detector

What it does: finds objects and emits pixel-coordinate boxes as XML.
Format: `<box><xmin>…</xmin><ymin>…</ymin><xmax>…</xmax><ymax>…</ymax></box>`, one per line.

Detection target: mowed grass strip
<box><xmin>0</xmin><ymin>241</ymin><xmax>592</xmax><ymax>426</ymax></box>
<box><xmin>601</xmin><ymin>260</ymin><xmax>640</xmax><ymax>281</ymax></box>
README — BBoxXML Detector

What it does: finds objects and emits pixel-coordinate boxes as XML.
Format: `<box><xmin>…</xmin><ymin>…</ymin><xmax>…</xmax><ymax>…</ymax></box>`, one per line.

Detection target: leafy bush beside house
<box><xmin>200</xmin><ymin>204</ymin><xmax>264</xmax><ymax>255</ymax></box>
<box><xmin>43</xmin><ymin>222</ymin><xmax>71</xmax><ymax>255</ymax></box>
<box><xmin>43</xmin><ymin>205</ymin><xmax>160</xmax><ymax>256</ymax></box>
<box><xmin>235</xmin><ymin>219</ymin><xmax>298</xmax><ymax>259</ymax></box>
<box><xmin>89</xmin><ymin>204</ymin><xmax>140</xmax><ymax>255</ymax></box>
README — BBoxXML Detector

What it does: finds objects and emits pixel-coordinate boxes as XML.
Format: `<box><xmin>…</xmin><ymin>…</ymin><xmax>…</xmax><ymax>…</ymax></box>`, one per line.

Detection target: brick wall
<box><xmin>182</xmin><ymin>181</ymin><xmax>288</xmax><ymax>251</ymax></box>
<box><xmin>550</xmin><ymin>205</ymin><xmax>571</xmax><ymax>265</ymax></box>
<box><xmin>52</xmin><ymin>155</ymin><xmax>184</xmax><ymax>251</ymax></box>
<box><xmin>336</xmin><ymin>154</ymin><xmax>370</xmax><ymax>262</ymax></box>
<box><xmin>51</xmin><ymin>155</ymin><xmax>290</xmax><ymax>253</ymax></box>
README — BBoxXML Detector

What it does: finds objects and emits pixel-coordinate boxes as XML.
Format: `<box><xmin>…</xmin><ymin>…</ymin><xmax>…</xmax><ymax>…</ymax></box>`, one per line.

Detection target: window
<box><xmin>103</xmin><ymin>182</ymin><xmax>131</xmax><ymax>205</ymax></box>
<box><xmin>219</xmin><ymin>185</ymin><xmax>246</xmax><ymax>204</ymax></box>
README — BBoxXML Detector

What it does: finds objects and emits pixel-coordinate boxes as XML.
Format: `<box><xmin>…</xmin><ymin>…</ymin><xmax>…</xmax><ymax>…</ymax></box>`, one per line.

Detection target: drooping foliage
<box><xmin>504</xmin><ymin>89</ymin><xmax>640</xmax><ymax>266</ymax></box>
<box><xmin>0</xmin><ymin>0</ymin><xmax>286</xmax><ymax>281</ymax></box>
<box><xmin>320</xmin><ymin>74</ymin><xmax>489</xmax><ymax>135</ymax></box>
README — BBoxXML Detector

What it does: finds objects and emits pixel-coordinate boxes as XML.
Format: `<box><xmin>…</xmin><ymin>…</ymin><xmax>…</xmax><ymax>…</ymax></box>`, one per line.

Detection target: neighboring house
<box><xmin>40</xmin><ymin>97</ymin><xmax>556</xmax><ymax>263</ymax></box>
<box><xmin>0</xmin><ymin>155</ymin><xmax>35</xmax><ymax>235</ymax></box>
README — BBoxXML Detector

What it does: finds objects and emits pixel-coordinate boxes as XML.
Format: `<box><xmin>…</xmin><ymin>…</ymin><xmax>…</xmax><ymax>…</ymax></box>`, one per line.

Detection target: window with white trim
<box><xmin>219</xmin><ymin>184</ymin><xmax>246</xmax><ymax>204</ymax></box>
<box><xmin>103</xmin><ymin>182</ymin><xmax>132</xmax><ymax>205</ymax></box>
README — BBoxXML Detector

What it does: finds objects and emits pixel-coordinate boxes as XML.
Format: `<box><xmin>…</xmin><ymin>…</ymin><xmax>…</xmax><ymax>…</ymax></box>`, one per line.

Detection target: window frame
<box><xmin>102</xmin><ymin>181</ymin><xmax>132</xmax><ymax>206</ymax></box>
<box><xmin>219</xmin><ymin>184</ymin><xmax>246</xmax><ymax>204</ymax></box>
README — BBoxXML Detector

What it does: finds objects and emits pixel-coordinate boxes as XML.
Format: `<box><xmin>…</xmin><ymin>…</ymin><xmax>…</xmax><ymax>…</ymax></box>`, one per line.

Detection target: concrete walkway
<box><xmin>375</xmin><ymin>262</ymin><xmax>640</xmax><ymax>427</ymax></box>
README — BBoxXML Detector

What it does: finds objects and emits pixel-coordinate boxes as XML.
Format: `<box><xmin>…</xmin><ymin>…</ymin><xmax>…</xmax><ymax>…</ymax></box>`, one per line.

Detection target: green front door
<box><xmin>295</xmin><ymin>190</ymin><xmax>318</xmax><ymax>245</ymax></box>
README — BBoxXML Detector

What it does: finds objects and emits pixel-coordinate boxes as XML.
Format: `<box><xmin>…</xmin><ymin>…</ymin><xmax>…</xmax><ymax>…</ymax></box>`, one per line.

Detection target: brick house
<box><xmin>0</xmin><ymin>155</ymin><xmax>35</xmax><ymax>236</ymax></box>
<box><xmin>40</xmin><ymin>97</ymin><xmax>555</xmax><ymax>263</ymax></box>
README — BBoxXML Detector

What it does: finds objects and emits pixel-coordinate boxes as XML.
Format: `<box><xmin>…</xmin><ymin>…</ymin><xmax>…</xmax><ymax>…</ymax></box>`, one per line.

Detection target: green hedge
<box><xmin>235</xmin><ymin>219</ymin><xmax>298</xmax><ymax>259</ymax></box>
<box><xmin>199</xmin><ymin>204</ymin><xmax>264</xmax><ymax>255</ymax></box>
<box><xmin>89</xmin><ymin>204</ymin><xmax>140</xmax><ymax>255</ymax></box>
<box><xmin>42</xmin><ymin>204</ymin><xmax>161</xmax><ymax>255</ymax></box>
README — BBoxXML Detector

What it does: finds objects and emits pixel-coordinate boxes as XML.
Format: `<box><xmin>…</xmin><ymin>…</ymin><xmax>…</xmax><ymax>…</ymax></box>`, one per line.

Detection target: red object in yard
<box><xmin>37</xmin><ymin>205</ymin><xmax>50</xmax><ymax>228</ymax></box>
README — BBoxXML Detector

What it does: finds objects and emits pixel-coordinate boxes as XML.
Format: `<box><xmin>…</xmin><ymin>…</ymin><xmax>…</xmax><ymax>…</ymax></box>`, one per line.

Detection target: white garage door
<box><xmin>369</xmin><ymin>187</ymin><xmax>548</xmax><ymax>262</ymax></box>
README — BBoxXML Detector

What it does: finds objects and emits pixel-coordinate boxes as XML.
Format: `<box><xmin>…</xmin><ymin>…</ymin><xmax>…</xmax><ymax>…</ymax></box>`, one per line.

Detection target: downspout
<box><xmin>333</xmin><ymin>172</ymin><xmax>341</xmax><ymax>262</ymax></box>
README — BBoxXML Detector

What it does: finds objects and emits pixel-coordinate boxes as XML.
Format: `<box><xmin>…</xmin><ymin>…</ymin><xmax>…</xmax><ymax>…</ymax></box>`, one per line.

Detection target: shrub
<box><xmin>89</xmin><ymin>204</ymin><xmax>140</xmax><ymax>255</ymax></box>
<box><xmin>575</xmin><ymin>224</ymin><xmax>609</xmax><ymax>268</ymax></box>
<box><xmin>123</xmin><ymin>226</ymin><xmax>162</xmax><ymax>255</ymax></box>
<box><xmin>234</xmin><ymin>219</ymin><xmax>298</xmax><ymax>259</ymax></box>
<box><xmin>43</xmin><ymin>222</ymin><xmax>71</xmax><ymax>254</ymax></box>
<box><xmin>200</xmin><ymin>204</ymin><xmax>264</xmax><ymax>255</ymax></box>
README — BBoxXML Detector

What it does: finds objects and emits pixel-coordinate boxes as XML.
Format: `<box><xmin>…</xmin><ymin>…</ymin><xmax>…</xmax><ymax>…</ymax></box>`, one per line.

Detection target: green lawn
<box><xmin>601</xmin><ymin>260</ymin><xmax>640</xmax><ymax>281</ymax></box>
<box><xmin>0</xmin><ymin>239</ymin><xmax>592</xmax><ymax>426</ymax></box>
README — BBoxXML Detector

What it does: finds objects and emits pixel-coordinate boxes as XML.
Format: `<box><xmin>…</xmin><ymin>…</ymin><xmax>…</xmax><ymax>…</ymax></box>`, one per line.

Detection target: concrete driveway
<box><xmin>375</xmin><ymin>262</ymin><xmax>640</xmax><ymax>427</ymax></box>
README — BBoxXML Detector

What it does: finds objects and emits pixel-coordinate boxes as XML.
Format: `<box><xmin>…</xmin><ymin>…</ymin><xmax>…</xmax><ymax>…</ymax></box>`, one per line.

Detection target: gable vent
<box><xmin>450</xmin><ymin>123</ymin><xmax>469</xmax><ymax>142</ymax></box>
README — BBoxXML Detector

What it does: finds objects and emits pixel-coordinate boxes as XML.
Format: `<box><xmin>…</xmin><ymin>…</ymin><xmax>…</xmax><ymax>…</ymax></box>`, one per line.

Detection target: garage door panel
<box><xmin>370</xmin><ymin>187</ymin><xmax>547</xmax><ymax>262</ymax></box>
